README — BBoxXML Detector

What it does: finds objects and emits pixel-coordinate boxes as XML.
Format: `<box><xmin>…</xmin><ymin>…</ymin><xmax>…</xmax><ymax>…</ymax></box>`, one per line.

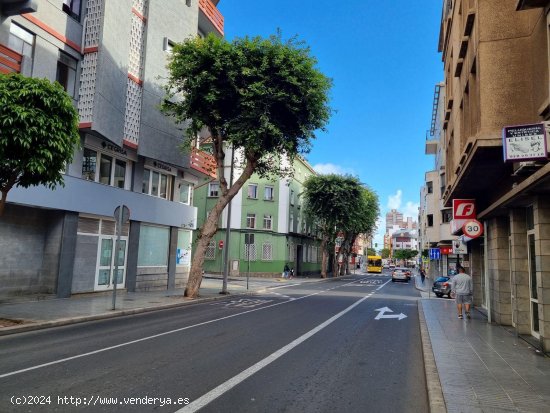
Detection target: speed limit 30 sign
<box><xmin>462</xmin><ymin>219</ymin><xmax>483</xmax><ymax>238</ymax></box>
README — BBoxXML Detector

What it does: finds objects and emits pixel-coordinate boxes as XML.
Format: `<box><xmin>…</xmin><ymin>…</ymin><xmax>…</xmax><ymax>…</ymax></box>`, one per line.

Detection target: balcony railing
<box><xmin>0</xmin><ymin>44</ymin><xmax>22</xmax><ymax>74</ymax></box>
<box><xmin>190</xmin><ymin>148</ymin><xmax>217</xmax><ymax>178</ymax></box>
<box><xmin>199</xmin><ymin>0</ymin><xmax>224</xmax><ymax>35</ymax></box>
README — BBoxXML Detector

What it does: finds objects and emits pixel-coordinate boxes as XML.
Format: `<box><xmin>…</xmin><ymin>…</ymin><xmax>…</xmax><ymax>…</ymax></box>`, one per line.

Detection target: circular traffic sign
<box><xmin>462</xmin><ymin>219</ymin><xmax>483</xmax><ymax>238</ymax></box>
<box><xmin>218</xmin><ymin>240</ymin><xmax>224</xmax><ymax>249</ymax></box>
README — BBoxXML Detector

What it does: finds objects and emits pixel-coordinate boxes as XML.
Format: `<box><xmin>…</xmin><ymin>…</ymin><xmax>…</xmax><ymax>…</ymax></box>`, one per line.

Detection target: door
<box><xmin>527</xmin><ymin>233</ymin><xmax>540</xmax><ymax>338</ymax></box>
<box><xmin>296</xmin><ymin>245</ymin><xmax>303</xmax><ymax>276</ymax></box>
<box><xmin>95</xmin><ymin>236</ymin><xmax>127</xmax><ymax>291</ymax></box>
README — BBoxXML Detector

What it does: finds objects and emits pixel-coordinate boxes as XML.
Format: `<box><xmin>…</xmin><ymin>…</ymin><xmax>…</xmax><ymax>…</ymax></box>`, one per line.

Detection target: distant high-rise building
<box><xmin>385</xmin><ymin>209</ymin><xmax>404</xmax><ymax>232</ymax></box>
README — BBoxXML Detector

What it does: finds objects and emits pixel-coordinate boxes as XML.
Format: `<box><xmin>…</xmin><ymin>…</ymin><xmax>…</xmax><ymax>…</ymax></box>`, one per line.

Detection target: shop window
<box><xmin>9</xmin><ymin>23</ymin><xmax>34</xmax><ymax>76</ymax></box>
<box><xmin>137</xmin><ymin>225</ymin><xmax>169</xmax><ymax>266</ymax></box>
<box><xmin>56</xmin><ymin>51</ymin><xmax>77</xmax><ymax>98</ymax></box>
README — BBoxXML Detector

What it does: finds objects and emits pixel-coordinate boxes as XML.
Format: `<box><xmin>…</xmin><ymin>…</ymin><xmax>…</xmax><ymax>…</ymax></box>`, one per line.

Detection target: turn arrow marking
<box><xmin>374</xmin><ymin>307</ymin><xmax>407</xmax><ymax>320</ymax></box>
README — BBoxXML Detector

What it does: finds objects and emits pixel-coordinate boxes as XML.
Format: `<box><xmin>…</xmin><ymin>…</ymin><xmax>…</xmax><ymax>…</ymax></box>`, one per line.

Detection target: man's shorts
<box><xmin>456</xmin><ymin>294</ymin><xmax>473</xmax><ymax>304</ymax></box>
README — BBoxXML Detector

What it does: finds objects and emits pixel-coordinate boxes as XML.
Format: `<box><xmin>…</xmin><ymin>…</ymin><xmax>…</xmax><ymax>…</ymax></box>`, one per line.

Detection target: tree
<box><xmin>366</xmin><ymin>248</ymin><xmax>377</xmax><ymax>256</ymax></box>
<box><xmin>302</xmin><ymin>174</ymin><xmax>379</xmax><ymax>277</ymax></box>
<box><xmin>162</xmin><ymin>34</ymin><xmax>331</xmax><ymax>298</ymax></box>
<box><xmin>393</xmin><ymin>249</ymin><xmax>419</xmax><ymax>261</ymax></box>
<box><xmin>0</xmin><ymin>74</ymin><xmax>80</xmax><ymax>216</ymax></box>
<box><xmin>380</xmin><ymin>248</ymin><xmax>391</xmax><ymax>259</ymax></box>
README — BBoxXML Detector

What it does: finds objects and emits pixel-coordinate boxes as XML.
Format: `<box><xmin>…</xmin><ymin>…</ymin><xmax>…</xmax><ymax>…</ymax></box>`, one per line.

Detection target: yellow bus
<box><xmin>367</xmin><ymin>255</ymin><xmax>383</xmax><ymax>273</ymax></box>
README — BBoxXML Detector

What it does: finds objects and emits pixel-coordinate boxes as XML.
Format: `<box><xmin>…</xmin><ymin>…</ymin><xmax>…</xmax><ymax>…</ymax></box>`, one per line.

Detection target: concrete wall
<box><xmin>71</xmin><ymin>234</ymin><xmax>99</xmax><ymax>293</ymax></box>
<box><xmin>0</xmin><ymin>205</ymin><xmax>62</xmax><ymax>298</ymax></box>
<box><xmin>534</xmin><ymin>197</ymin><xmax>550</xmax><ymax>352</ymax></box>
<box><xmin>487</xmin><ymin>216</ymin><xmax>512</xmax><ymax>325</ymax></box>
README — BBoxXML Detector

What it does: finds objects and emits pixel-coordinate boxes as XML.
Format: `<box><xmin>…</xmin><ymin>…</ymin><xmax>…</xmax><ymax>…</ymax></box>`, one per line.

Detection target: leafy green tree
<box><xmin>302</xmin><ymin>174</ymin><xmax>379</xmax><ymax>277</ymax></box>
<box><xmin>393</xmin><ymin>249</ymin><xmax>419</xmax><ymax>261</ymax></box>
<box><xmin>162</xmin><ymin>33</ymin><xmax>331</xmax><ymax>298</ymax></box>
<box><xmin>380</xmin><ymin>248</ymin><xmax>391</xmax><ymax>259</ymax></box>
<box><xmin>367</xmin><ymin>248</ymin><xmax>377</xmax><ymax>256</ymax></box>
<box><xmin>0</xmin><ymin>74</ymin><xmax>80</xmax><ymax>216</ymax></box>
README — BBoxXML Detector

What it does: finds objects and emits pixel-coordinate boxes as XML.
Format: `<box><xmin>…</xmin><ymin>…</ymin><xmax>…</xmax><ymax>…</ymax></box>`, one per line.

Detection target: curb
<box><xmin>0</xmin><ymin>290</ymin><xmax>256</xmax><ymax>337</ymax></box>
<box><xmin>418</xmin><ymin>302</ymin><xmax>447</xmax><ymax>413</ymax></box>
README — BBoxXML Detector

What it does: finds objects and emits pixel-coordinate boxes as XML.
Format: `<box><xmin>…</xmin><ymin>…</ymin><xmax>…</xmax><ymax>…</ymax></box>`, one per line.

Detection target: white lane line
<box><xmin>0</xmin><ymin>278</ymin><xmax>368</xmax><ymax>379</ymax></box>
<box><xmin>175</xmin><ymin>293</ymin><xmax>373</xmax><ymax>413</ymax></box>
<box><xmin>376</xmin><ymin>279</ymin><xmax>392</xmax><ymax>290</ymax></box>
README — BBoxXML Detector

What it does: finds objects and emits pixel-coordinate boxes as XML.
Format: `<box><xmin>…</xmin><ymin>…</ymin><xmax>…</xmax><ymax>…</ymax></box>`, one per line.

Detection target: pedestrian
<box><xmin>283</xmin><ymin>263</ymin><xmax>290</xmax><ymax>279</ymax></box>
<box><xmin>451</xmin><ymin>265</ymin><xmax>473</xmax><ymax>319</ymax></box>
<box><xmin>420</xmin><ymin>267</ymin><xmax>426</xmax><ymax>285</ymax></box>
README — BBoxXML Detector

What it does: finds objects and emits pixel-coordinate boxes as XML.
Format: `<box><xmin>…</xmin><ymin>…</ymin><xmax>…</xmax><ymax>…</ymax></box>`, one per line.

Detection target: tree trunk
<box><xmin>320</xmin><ymin>235</ymin><xmax>328</xmax><ymax>278</ymax></box>
<box><xmin>185</xmin><ymin>148</ymin><xmax>256</xmax><ymax>298</ymax></box>
<box><xmin>0</xmin><ymin>190</ymin><xmax>6</xmax><ymax>217</ymax></box>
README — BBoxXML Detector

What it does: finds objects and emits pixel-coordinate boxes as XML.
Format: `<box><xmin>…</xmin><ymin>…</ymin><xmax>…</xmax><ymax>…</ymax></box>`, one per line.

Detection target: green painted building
<box><xmin>193</xmin><ymin>152</ymin><xmax>322</xmax><ymax>277</ymax></box>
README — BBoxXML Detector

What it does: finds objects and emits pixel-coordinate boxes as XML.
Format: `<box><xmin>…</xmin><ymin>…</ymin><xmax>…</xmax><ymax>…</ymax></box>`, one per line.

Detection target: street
<box><xmin>0</xmin><ymin>271</ymin><xmax>428</xmax><ymax>413</ymax></box>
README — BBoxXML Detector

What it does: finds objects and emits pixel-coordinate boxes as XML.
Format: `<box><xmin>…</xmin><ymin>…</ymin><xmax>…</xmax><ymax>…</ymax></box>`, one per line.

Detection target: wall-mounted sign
<box><xmin>439</xmin><ymin>246</ymin><xmax>453</xmax><ymax>255</ymax></box>
<box><xmin>503</xmin><ymin>123</ymin><xmax>548</xmax><ymax>162</ymax></box>
<box><xmin>429</xmin><ymin>248</ymin><xmax>441</xmax><ymax>260</ymax></box>
<box><xmin>453</xmin><ymin>199</ymin><xmax>476</xmax><ymax>220</ymax></box>
<box><xmin>462</xmin><ymin>219</ymin><xmax>483</xmax><ymax>238</ymax></box>
<box><xmin>452</xmin><ymin>238</ymin><xmax>468</xmax><ymax>254</ymax></box>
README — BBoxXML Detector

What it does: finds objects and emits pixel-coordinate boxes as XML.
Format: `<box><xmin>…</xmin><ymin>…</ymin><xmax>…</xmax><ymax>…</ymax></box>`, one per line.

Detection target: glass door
<box><xmin>95</xmin><ymin>236</ymin><xmax>127</xmax><ymax>291</ymax></box>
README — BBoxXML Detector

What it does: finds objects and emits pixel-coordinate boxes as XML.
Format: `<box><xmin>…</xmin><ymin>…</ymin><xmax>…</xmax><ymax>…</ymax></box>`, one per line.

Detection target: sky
<box><xmin>218</xmin><ymin>0</ymin><xmax>444</xmax><ymax>248</ymax></box>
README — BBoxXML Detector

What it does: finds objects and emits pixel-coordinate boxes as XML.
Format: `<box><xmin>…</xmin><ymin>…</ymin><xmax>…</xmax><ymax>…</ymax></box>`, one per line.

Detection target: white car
<box><xmin>391</xmin><ymin>267</ymin><xmax>409</xmax><ymax>282</ymax></box>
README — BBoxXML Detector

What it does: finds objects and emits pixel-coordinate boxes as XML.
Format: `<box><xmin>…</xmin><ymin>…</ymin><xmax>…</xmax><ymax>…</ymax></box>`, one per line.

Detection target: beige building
<box><xmin>438</xmin><ymin>0</ymin><xmax>550</xmax><ymax>351</ymax></box>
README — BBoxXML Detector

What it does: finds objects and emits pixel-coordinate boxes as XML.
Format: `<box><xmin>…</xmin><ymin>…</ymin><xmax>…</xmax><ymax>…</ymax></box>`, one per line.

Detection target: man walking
<box><xmin>451</xmin><ymin>265</ymin><xmax>473</xmax><ymax>319</ymax></box>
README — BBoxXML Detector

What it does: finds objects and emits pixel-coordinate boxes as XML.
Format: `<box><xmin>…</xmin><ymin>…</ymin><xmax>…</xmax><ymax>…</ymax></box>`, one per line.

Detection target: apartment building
<box><xmin>438</xmin><ymin>0</ymin><xmax>550</xmax><ymax>351</ymax></box>
<box><xmin>0</xmin><ymin>0</ymin><xmax>222</xmax><ymax>298</ymax></box>
<box><xmin>385</xmin><ymin>209</ymin><xmax>404</xmax><ymax>232</ymax></box>
<box><xmin>193</xmin><ymin>152</ymin><xmax>322</xmax><ymax>277</ymax></box>
<box><xmin>419</xmin><ymin>83</ymin><xmax>454</xmax><ymax>278</ymax></box>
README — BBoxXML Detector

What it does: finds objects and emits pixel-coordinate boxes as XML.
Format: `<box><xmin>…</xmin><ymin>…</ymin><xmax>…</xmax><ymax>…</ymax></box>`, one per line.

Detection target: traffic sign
<box><xmin>218</xmin><ymin>240</ymin><xmax>224</xmax><ymax>249</ymax></box>
<box><xmin>114</xmin><ymin>205</ymin><xmax>130</xmax><ymax>224</ymax></box>
<box><xmin>429</xmin><ymin>248</ymin><xmax>441</xmax><ymax>260</ymax></box>
<box><xmin>462</xmin><ymin>219</ymin><xmax>483</xmax><ymax>238</ymax></box>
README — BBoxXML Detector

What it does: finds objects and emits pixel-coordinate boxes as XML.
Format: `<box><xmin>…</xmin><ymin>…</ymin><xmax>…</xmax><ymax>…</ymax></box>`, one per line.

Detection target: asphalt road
<box><xmin>0</xmin><ymin>271</ymin><xmax>428</xmax><ymax>413</ymax></box>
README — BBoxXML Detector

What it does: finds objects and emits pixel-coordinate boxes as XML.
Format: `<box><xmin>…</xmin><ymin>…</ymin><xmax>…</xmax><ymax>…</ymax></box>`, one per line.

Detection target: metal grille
<box><xmin>123</xmin><ymin>79</ymin><xmax>142</xmax><ymax>145</ymax></box>
<box><xmin>205</xmin><ymin>240</ymin><xmax>216</xmax><ymax>260</ymax></box>
<box><xmin>262</xmin><ymin>243</ymin><xmax>273</xmax><ymax>261</ymax></box>
<box><xmin>244</xmin><ymin>244</ymin><xmax>257</xmax><ymax>260</ymax></box>
<box><xmin>77</xmin><ymin>53</ymin><xmax>97</xmax><ymax>122</ymax></box>
<box><xmin>77</xmin><ymin>217</ymin><xmax>99</xmax><ymax>234</ymax></box>
<box><xmin>133</xmin><ymin>0</ymin><xmax>147</xmax><ymax>16</ymax></box>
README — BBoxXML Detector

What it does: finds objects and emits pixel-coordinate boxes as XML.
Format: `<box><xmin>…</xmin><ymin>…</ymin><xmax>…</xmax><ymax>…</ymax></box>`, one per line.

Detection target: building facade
<box><xmin>437</xmin><ymin>0</ymin><xmax>550</xmax><ymax>351</ymax></box>
<box><xmin>0</xmin><ymin>0</ymin><xmax>222</xmax><ymax>298</ymax></box>
<box><xmin>193</xmin><ymin>152</ymin><xmax>322</xmax><ymax>278</ymax></box>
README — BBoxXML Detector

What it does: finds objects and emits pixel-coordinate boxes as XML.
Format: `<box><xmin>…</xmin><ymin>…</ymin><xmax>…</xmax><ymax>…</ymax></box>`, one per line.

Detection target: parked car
<box><xmin>432</xmin><ymin>276</ymin><xmax>452</xmax><ymax>298</ymax></box>
<box><xmin>391</xmin><ymin>267</ymin><xmax>409</xmax><ymax>282</ymax></box>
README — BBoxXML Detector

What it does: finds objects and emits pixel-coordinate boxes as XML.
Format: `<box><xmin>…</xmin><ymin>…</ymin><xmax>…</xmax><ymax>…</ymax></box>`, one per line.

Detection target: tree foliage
<box><xmin>162</xmin><ymin>33</ymin><xmax>332</xmax><ymax>297</ymax></box>
<box><xmin>0</xmin><ymin>74</ymin><xmax>80</xmax><ymax>216</ymax></box>
<box><xmin>367</xmin><ymin>248</ymin><xmax>377</xmax><ymax>256</ymax></box>
<box><xmin>380</xmin><ymin>248</ymin><xmax>391</xmax><ymax>259</ymax></box>
<box><xmin>393</xmin><ymin>249</ymin><xmax>419</xmax><ymax>261</ymax></box>
<box><xmin>302</xmin><ymin>174</ymin><xmax>379</xmax><ymax>277</ymax></box>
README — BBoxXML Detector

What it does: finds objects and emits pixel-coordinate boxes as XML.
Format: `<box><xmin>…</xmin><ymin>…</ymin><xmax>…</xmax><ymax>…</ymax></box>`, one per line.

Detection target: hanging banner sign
<box><xmin>503</xmin><ymin>123</ymin><xmax>548</xmax><ymax>162</ymax></box>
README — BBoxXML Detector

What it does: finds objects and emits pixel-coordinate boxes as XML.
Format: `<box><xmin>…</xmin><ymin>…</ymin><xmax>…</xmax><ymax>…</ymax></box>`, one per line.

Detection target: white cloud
<box><xmin>403</xmin><ymin>201</ymin><xmax>420</xmax><ymax>219</ymax></box>
<box><xmin>387</xmin><ymin>189</ymin><xmax>402</xmax><ymax>210</ymax></box>
<box><xmin>312</xmin><ymin>163</ymin><xmax>355</xmax><ymax>176</ymax></box>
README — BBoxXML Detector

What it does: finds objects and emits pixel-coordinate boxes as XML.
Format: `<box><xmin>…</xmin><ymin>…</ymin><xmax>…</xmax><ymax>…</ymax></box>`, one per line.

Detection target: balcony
<box><xmin>425</xmin><ymin>136</ymin><xmax>438</xmax><ymax>155</ymax></box>
<box><xmin>198</xmin><ymin>0</ymin><xmax>224</xmax><ymax>36</ymax></box>
<box><xmin>516</xmin><ymin>0</ymin><xmax>550</xmax><ymax>10</ymax></box>
<box><xmin>0</xmin><ymin>43</ymin><xmax>22</xmax><ymax>74</ymax></box>
<box><xmin>0</xmin><ymin>0</ymin><xmax>37</xmax><ymax>16</ymax></box>
<box><xmin>190</xmin><ymin>148</ymin><xmax>217</xmax><ymax>178</ymax></box>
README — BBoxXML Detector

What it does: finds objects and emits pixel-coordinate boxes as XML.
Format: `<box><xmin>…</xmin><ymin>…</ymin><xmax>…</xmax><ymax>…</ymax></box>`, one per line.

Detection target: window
<box><xmin>9</xmin><ymin>23</ymin><xmax>34</xmax><ymax>76</ymax></box>
<box><xmin>263</xmin><ymin>214</ymin><xmax>272</xmax><ymax>230</ymax></box>
<box><xmin>290</xmin><ymin>190</ymin><xmax>295</xmax><ymax>206</ymax></box>
<box><xmin>262</xmin><ymin>243</ymin><xmax>273</xmax><ymax>261</ymax></box>
<box><xmin>264</xmin><ymin>186</ymin><xmax>274</xmax><ymax>201</ymax></box>
<box><xmin>442</xmin><ymin>209</ymin><xmax>452</xmax><ymax>223</ymax></box>
<box><xmin>82</xmin><ymin>148</ymin><xmax>127</xmax><ymax>189</ymax></box>
<box><xmin>246</xmin><ymin>213</ymin><xmax>256</xmax><ymax>229</ymax></box>
<box><xmin>427</xmin><ymin>181</ymin><xmax>433</xmax><ymax>194</ymax></box>
<box><xmin>289</xmin><ymin>212</ymin><xmax>294</xmax><ymax>232</ymax></box>
<box><xmin>427</xmin><ymin>214</ymin><xmax>434</xmax><ymax>227</ymax></box>
<box><xmin>56</xmin><ymin>51</ymin><xmax>77</xmax><ymax>98</ymax></box>
<box><xmin>137</xmin><ymin>225</ymin><xmax>169</xmax><ymax>266</ymax></box>
<box><xmin>248</xmin><ymin>184</ymin><xmax>258</xmax><ymax>199</ymax></box>
<box><xmin>208</xmin><ymin>182</ymin><xmax>219</xmax><ymax>197</ymax></box>
<box><xmin>142</xmin><ymin>168</ymin><xmax>173</xmax><ymax>200</ymax></box>
<box><xmin>179</xmin><ymin>182</ymin><xmax>191</xmax><ymax>205</ymax></box>
<box><xmin>62</xmin><ymin>0</ymin><xmax>81</xmax><ymax>20</ymax></box>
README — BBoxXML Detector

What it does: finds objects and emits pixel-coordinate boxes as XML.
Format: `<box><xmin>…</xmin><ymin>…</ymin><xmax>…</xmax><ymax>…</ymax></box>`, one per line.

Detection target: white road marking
<box><xmin>0</xmin><ymin>278</ymin><xmax>373</xmax><ymax>379</ymax></box>
<box><xmin>174</xmin><ymin>293</ymin><xmax>375</xmax><ymax>413</ymax></box>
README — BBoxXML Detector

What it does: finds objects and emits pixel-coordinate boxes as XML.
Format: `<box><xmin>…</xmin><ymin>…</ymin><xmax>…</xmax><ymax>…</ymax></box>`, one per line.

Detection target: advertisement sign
<box><xmin>452</xmin><ymin>238</ymin><xmax>468</xmax><ymax>254</ymax></box>
<box><xmin>453</xmin><ymin>199</ymin><xmax>476</xmax><ymax>220</ymax></box>
<box><xmin>439</xmin><ymin>246</ymin><xmax>453</xmax><ymax>255</ymax></box>
<box><xmin>503</xmin><ymin>123</ymin><xmax>547</xmax><ymax>162</ymax></box>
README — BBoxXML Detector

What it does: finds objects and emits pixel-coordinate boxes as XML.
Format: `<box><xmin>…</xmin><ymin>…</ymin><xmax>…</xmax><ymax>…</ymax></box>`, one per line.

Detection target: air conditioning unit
<box><xmin>512</xmin><ymin>161</ymin><xmax>545</xmax><ymax>176</ymax></box>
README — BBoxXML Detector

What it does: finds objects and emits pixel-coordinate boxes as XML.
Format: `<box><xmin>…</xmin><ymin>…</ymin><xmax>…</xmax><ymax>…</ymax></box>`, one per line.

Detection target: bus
<box><xmin>367</xmin><ymin>255</ymin><xmax>383</xmax><ymax>273</ymax></box>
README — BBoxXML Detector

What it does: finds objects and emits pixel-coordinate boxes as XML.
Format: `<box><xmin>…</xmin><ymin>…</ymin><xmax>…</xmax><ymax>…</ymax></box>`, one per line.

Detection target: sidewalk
<box><xmin>415</xmin><ymin>275</ymin><xmax>550</xmax><ymax>413</ymax></box>
<box><xmin>0</xmin><ymin>274</ymin><xmax>324</xmax><ymax>336</ymax></box>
